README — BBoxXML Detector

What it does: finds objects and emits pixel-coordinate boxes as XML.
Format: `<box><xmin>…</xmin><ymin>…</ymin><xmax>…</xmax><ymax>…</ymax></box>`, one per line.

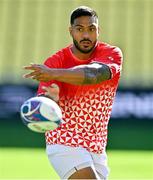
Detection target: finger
<box><xmin>32</xmin><ymin>76</ymin><xmax>43</xmax><ymax>81</ymax></box>
<box><xmin>23</xmin><ymin>66</ymin><xmax>38</xmax><ymax>70</ymax></box>
<box><xmin>44</xmin><ymin>91</ymin><xmax>50</xmax><ymax>96</ymax></box>
<box><xmin>44</xmin><ymin>91</ymin><xmax>59</xmax><ymax>102</ymax></box>
<box><xmin>42</xmin><ymin>84</ymin><xmax>59</xmax><ymax>90</ymax></box>
<box><xmin>34</xmin><ymin>77</ymin><xmax>48</xmax><ymax>82</ymax></box>
<box><xmin>42</xmin><ymin>86</ymin><xmax>59</xmax><ymax>94</ymax></box>
<box><xmin>42</xmin><ymin>86</ymin><xmax>53</xmax><ymax>93</ymax></box>
<box><xmin>23</xmin><ymin>71</ymin><xmax>40</xmax><ymax>78</ymax></box>
<box><xmin>23</xmin><ymin>64</ymin><xmax>42</xmax><ymax>70</ymax></box>
<box><xmin>42</xmin><ymin>86</ymin><xmax>48</xmax><ymax>90</ymax></box>
<box><xmin>42</xmin><ymin>86</ymin><xmax>49</xmax><ymax>91</ymax></box>
<box><xmin>23</xmin><ymin>73</ymin><xmax>33</xmax><ymax>78</ymax></box>
<box><xmin>51</xmin><ymin>83</ymin><xmax>59</xmax><ymax>88</ymax></box>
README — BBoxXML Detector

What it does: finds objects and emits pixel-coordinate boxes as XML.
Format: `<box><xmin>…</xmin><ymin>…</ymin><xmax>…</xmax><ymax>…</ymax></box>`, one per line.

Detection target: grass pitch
<box><xmin>0</xmin><ymin>148</ymin><xmax>152</xmax><ymax>179</ymax></box>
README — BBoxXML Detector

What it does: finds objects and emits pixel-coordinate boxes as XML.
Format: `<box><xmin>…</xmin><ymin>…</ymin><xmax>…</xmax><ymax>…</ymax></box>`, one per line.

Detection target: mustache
<box><xmin>80</xmin><ymin>39</ymin><xmax>92</xmax><ymax>43</ymax></box>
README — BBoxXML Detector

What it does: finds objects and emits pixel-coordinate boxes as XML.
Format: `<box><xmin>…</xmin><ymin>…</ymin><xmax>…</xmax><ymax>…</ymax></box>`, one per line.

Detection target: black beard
<box><xmin>73</xmin><ymin>39</ymin><xmax>96</xmax><ymax>54</ymax></box>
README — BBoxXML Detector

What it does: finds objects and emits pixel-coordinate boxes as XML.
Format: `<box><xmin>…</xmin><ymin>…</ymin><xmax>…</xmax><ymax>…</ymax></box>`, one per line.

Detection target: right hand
<box><xmin>23</xmin><ymin>64</ymin><xmax>54</xmax><ymax>82</ymax></box>
<box><xmin>42</xmin><ymin>83</ymin><xmax>59</xmax><ymax>102</ymax></box>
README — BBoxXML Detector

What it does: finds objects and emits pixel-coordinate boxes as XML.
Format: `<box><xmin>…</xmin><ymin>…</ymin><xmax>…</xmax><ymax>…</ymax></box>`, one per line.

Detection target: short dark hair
<box><xmin>70</xmin><ymin>6</ymin><xmax>98</xmax><ymax>25</ymax></box>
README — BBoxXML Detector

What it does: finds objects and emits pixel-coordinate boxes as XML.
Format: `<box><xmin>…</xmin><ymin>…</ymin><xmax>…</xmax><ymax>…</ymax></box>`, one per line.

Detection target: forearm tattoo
<box><xmin>83</xmin><ymin>63</ymin><xmax>111</xmax><ymax>84</ymax></box>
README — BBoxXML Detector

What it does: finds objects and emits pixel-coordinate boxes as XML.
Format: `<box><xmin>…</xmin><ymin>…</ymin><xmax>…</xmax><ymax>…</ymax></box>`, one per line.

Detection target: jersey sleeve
<box><xmin>106</xmin><ymin>47</ymin><xmax>123</xmax><ymax>79</ymax></box>
<box><xmin>37</xmin><ymin>52</ymin><xmax>63</xmax><ymax>96</ymax></box>
<box><xmin>92</xmin><ymin>46</ymin><xmax>123</xmax><ymax>79</ymax></box>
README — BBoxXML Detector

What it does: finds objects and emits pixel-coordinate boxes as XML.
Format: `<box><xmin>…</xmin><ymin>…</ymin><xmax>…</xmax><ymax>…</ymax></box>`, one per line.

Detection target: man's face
<box><xmin>69</xmin><ymin>16</ymin><xmax>99</xmax><ymax>54</ymax></box>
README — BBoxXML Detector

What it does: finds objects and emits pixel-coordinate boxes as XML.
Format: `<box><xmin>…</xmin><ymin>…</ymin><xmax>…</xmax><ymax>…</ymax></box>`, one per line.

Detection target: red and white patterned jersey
<box><xmin>37</xmin><ymin>42</ymin><xmax>123</xmax><ymax>154</ymax></box>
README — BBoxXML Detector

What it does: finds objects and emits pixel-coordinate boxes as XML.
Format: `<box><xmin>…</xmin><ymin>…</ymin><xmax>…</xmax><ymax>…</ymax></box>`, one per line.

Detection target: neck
<box><xmin>71</xmin><ymin>45</ymin><xmax>95</xmax><ymax>60</ymax></box>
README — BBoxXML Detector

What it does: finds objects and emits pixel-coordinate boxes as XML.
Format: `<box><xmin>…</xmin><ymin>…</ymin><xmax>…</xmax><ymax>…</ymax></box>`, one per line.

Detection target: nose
<box><xmin>82</xmin><ymin>31</ymin><xmax>89</xmax><ymax>39</ymax></box>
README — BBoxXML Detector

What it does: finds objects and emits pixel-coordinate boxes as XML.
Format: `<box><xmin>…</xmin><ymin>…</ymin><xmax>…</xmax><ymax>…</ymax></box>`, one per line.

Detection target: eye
<box><xmin>76</xmin><ymin>28</ymin><xmax>83</xmax><ymax>32</ymax></box>
<box><xmin>89</xmin><ymin>27</ymin><xmax>96</xmax><ymax>32</ymax></box>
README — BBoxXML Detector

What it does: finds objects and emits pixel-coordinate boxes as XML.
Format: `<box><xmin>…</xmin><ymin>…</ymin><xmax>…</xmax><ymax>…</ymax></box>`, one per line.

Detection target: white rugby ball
<box><xmin>20</xmin><ymin>96</ymin><xmax>62</xmax><ymax>133</ymax></box>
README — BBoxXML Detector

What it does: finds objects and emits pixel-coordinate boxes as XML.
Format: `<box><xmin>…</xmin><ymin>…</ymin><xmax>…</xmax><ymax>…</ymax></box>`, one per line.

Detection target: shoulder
<box><xmin>50</xmin><ymin>45</ymin><xmax>71</xmax><ymax>59</ymax></box>
<box><xmin>97</xmin><ymin>42</ymin><xmax>122</xmax><ymax>55</ymax></box>
<box><xmin>96</xmin><ymin>42</ymin><xmax>123</xmax><ymax>62</ymax></box>
<box><xmin>44</xmin><ymin>45</ymin><xmax>71</xmax><ymax>67</ymax></box>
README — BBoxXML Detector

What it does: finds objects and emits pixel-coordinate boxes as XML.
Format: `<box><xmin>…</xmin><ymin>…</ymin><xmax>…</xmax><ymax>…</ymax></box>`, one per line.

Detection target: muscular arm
<box><xmin>82</xmin><ymin>63</ymin><xmax>111</xmax><ymax>84</ymax></box>
<box><xmin>23</xmin><ymin>62</ymin><xmax>111</xmax><ymax>85</ymax></box>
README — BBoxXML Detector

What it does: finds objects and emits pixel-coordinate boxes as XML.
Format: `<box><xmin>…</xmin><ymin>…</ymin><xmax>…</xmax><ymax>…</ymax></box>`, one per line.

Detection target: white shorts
<box><xmin>46</xmin><ymin>144</ymin><xmax>109</xmax><ymax>179</ymax></box>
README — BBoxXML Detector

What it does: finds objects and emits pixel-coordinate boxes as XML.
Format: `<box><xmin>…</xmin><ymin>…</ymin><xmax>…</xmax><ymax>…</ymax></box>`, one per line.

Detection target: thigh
<box><xmin>46</xmin><ymin>144</ymin><xmax>95</xmax><ymax>179</ymax></box>
<box><xmin>91</xmin><ymin>152</ymin><xmax>110</xmax><ymax>179</ymax></box>
<box><xmin>68</xmin><ymin>166</ymin><xmax>97</xmax><ymax>179</ymax></box>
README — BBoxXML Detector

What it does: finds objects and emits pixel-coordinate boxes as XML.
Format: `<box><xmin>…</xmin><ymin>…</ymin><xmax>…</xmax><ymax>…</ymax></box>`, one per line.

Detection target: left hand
<box><xmin>42</xmin><ymin>84</ymin><xmax>60</xmax><ymax>102</ymax></box>
<box><xmin>23</xmin><ymin>63</ymin><xmax>53</xmax><ymax>82</ymax></box>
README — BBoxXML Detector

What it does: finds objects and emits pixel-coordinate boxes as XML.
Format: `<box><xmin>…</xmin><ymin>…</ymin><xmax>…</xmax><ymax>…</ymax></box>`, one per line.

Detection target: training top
<box><xmin>37</xmin><ymin>41</ymin><xmax>123</xmax><ymax>154</ymax></box>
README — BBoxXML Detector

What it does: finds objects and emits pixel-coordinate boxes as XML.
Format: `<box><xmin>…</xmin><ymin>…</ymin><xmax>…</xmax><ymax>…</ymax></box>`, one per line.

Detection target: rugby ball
<box><xmin>20</xmin><ymin>96</ymin><xmax>62</xmax><ymax>133</ymax></box>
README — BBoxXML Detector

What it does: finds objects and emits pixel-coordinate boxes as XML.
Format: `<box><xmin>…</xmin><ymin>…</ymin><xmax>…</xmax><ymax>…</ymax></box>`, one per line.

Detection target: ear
<box><xmin>97</xmin><ymin>27</ymin><xmax>100</xmax><ymax>37</ymax></box>
<box><xmin>69</xmin><ymin>27</ymin><xmax>73</xmax><ymax>36</ymax></box>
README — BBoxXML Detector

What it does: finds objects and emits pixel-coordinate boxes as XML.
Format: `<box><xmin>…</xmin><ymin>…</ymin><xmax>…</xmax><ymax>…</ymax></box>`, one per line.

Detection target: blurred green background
<box><xmin>0</xmin><ymin>0</ymin><xmax>153</xmax><ymax>179</ymax></box>
<box><xmin>0</xmin><ymin>0</ymin><xmax>152</xmax><ymax>87</ymax></box>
